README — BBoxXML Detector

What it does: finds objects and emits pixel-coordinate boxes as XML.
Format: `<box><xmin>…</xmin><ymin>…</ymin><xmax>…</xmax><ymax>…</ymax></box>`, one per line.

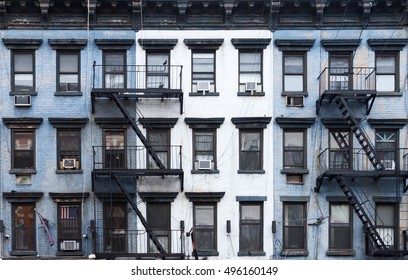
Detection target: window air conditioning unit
<box><xmin>245</xmin><ymin>82</ymin><xmax>257</xmax><ymax>93</ymax></box>
<box><xmin>198</xmin><ymin>160</ymin><xmax>212</xmax><ymax>170</ymax></box>
<box><xmin>197</xmin><ymin>81</ymin><xmax>210</xmax><ymax>93</ymax></box>
<box><xmin>14</xmin><ymin>95</ymin><xmax>31</xmax><ymax>107</ymax></box>
<box><xmin>381</xmin><ymin>160</ymin><xmax>395</xmax><ymax>170</ymax></box>
<box><xmin>62</xmin><ymin>158</ymin><xmax>77</xmax><ymax>169</ymax></box>
<box><xmin>60</xmin><ymin>240</ymin><xmax>79</xmax><ymax>251</ymax></box>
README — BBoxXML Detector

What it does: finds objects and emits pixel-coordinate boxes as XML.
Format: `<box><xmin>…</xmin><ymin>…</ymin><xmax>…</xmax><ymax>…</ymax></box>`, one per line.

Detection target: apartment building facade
<box><xmin>0</xmin><ymin>0</ymin><xmax>407</xmax><ymax>260</ymax></box>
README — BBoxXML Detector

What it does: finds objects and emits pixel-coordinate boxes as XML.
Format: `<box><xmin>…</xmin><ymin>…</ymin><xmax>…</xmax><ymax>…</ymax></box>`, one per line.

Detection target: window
<box><xmin>147</xmin><ymin>52</ymin><xmax>169</xmax><ymax>89</ymax></box>
<box><xmin>57</xmin><ymin>51</ymin><xmax>80</xmax><ymax>92</ymax></box>
<box><xmin>193</xmin><ymin>204</ymin><xmax>217</xmax><ymax>252</ymax></box>
<box><xmin>329</xmin><ymin>203</ymin><xmax>352</xmax><ymax>250</ymax></box>
<box><xmin>329</xmin><ymin>53</ymin><xmax>352</xmax><ymax>90</ymax></box>
<box><xmin>283</xmin><ymin>202</ymin><xmax>306</xmax><ymax>250</ymax></box>
<box><xmin>329</xmin><ymin>130</ymin><xmax>351</xmax><ymax>169</ymax></box>
<box><xmin>12</xmin><ymin>51</ymin><xmax>35</xmax><ymax>92</ymax></box>
<box><xmin>375</xmin><ymin>130</ymin><xmax>397</xmax><ymax>170</ymax></box>
<box><xmin>12</xmin><ymin>130</ymin><xmax>35</xmax><ymax>170</ymax></box>
<box><xmin>104</xmin><ymin>130</ymin><xmax>126</xmax><ymax>169</ymax></box>
<box><xmin>58</xmin><ymin>130</ymin><xmax>81</xmax><ymax>170</ymax></box>
<box><xmin>239</xmin><ymin>202</ymin><xmax>263</xmax><ymax>254</ymax></box>
<box><xmin>104</xmin><ymin>203</ymin><xmax>127</xmax><ymax>252</ymax></box>
<box><xmin>104</xmin><ymin>51</ymin><xmax>126</xmax><ymax>88</ymax></box>
<box><xmin>283</xmin><ymin>130</ymin><xmax>306</xmax><ymax>170</ymax></box>
<box><xmin>147</xmin><ymin>202</ymin><xmax>171</xmax><ymax>253</ymax></box>
<box><xmin>192</xmin><ymin>51</ymin><xmax>215</xmax><ymax>93</ymax></box>
<box><xmin>13</xmin><ymin>203</ymin><xmax>36</xmax><ymax>252</ymax></box>
<box><xmin>283</xmin><ymin>53</ymin><xmax>305</xmax><ymax>93</ymax></box>
<box><xmin>376</xmin><ymin>203</ymin><xmax>397</xmax><ymax>248</ymax></box>
<box><xmin>58</xmin><ymin>204</ymin><xmax>81</xmax><ymax>252</ymax></box>
<box><xmin>147</xmin><ymin>129</ymin><xmax>170</xmax><ymax>169</ymax></box>
<box><xmin>376</xmin><ymin>53</ymin><xmax>398</xmax><ymax>92</ymax></box>
<box><xmin>239</xmin><ymin>130</ymin><xmax>262</xmax><ymax>171</ymax></box>
<box><xmin>193</xmin><ymin>130</ymin><xmax>216</xmax><ymax>171</ymax></box>
<box><xmin>239</xmin><ymin>51</ymin><xmax>262</xmax><ymax>93</ymax></box>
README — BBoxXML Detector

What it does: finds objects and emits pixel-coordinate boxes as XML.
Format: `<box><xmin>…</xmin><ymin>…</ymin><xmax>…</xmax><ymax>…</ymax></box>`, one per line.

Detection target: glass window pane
<box><xmin>284</xmin><ymin>76</ymin><xmax>303</xmax><ymax>91</ymax></box>
<box><xmin>15</xmin><ymin>74</ymin><xmax>33</xmax><ymax>88</ymax></box>
<box><xmin>242</xmin><ymin>205</ymin><xmax>260</xmax><ymax>220</ymax></box>
<box><xmin>331</xmin><ymin>204</ymin><xmax>349</xmax><ymax>223</ymax></box>
<box><xmin>105</xmin><ymin>132</ymin><xmax>124</xmax><ymax>149</ymax></box>
<box><xmin>59</xmin><ymin>131</ymin><xmax>80</xmax><ymax>152</ymax></box>
<box><xmin>377</xmin><ymin>56</ymin><xmax>395</xmax><ymax>74</ymax></box>
<box><xmin>376</xmin><ymin>75</ymin><xmax>395</xmax><ymax>91</ymax></box>
<box><xmin>284</xmin><ymin>132</ymin><xmax>304</xmax><ymax>148</ymax></box>
<box><xmin>14</xmin><ymin>204</ymin><xmax>35</xmax><ymax>251</ymax></box>
<box><xmin>376</xmin><ymin>205</ymin><xmax>394</xmax><ymax>227</ymax></box>
<box><xmin>240</xmin><ymin>52</ymin><xmax>261</xmax><ymax>72</ymax></box>
<box><xmin>284</xmin><ymin>204</ymin><xmax>304</xmax><ymax>226</ymax></box>
<box><xmin>241</xmin><ymin>133</ymin><xmax>260</xmax><ymax>151</ymax></box>
<box><xmin>15</xmin><ymin>54</ymin><xmax>33</xmax><ymax>71</ymax></box>
<box><xmin>14</xmin><ymin>132</ymin><xmax>33</xmax><ymax>150</ymax></box>
<box><xmin>148</xmin><ymin>54</ymin><xmax>168</xmax><ymax>67</ymax></box>
<box><xmin>284</xmin><ymin>56</ymin><xmax>303</xmax><ymax>74</ymax></box>
<box><xmin>330</xmin><ymin>56</ymin><xmax>349</xmax><ymax>68</ymax></box>
<box><xmin>195</xmin><ymin>205</ymin><xmax>214</xmax><ymax>226</ymax></box>
<box><xmin>60</xmin><ymin>54</ymin><xmax>78</xmax><ymax>72</ymax></box>
<box><xmin>240</xmin><ymin>73</ymin><xmax>261</xmax><ymax>84</ymax></box>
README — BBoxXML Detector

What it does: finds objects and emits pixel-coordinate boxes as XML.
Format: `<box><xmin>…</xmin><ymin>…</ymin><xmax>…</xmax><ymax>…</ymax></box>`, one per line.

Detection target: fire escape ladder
<box><xmin>334</xmin><ymin>96</ymin><xmax>383</xmax><ymax>171</ymax></box>
<box><xmin>111</xmin><ymin>174</ymin><xmax>167</xmax><ymax>254</ymax></box>
<box><xmin>335</xmin><ymin>176</ymin><xmax>386</xmax><ymax>250</ymax></box>
<box><xmin>110</xmin><ymin>93</ymin><xmax>166</xmax><ymax>169</ymax></box>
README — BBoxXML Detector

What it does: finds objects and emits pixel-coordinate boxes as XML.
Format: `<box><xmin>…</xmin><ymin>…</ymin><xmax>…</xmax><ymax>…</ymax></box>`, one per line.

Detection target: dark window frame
<box><xmin>375</xmin><ymin>52</ymin><xmax>399</xmax><ymax>93</ymax></box>
<box><xmin>146</xmin><ymin>50</ymin><xmax>170</xmax><ymax>89</ymax></box>
<box><xmin>329</xmin><ymin>202</ymin><xmax>353</xmax><ymax>251</ymax></box>
<box><xmin>103</xmin><ymin>129</ymin><xmax>127</xmax><ymax>169</ymax></box>
<box><xmin>103</xmin><ymin>202</ymin><xmax>128</xmax><ymax>253</ymax></box>
<box><xmin>329</xmin><ymin>52</ymin><xmax>353</xmax><ymax>90</ymax></box>
<box><xmin>12</xmin><ymin>203</ymin><xmax>36</xmax><ymax>253</ymax></box>
<box><xmin>12</xmin><ymin>50</ymin><xmax>35</xmax><ymax>93</ymax></box>
<box><xmin>57</xmin><ymin>50</ymin><xmax>80</xmax><ymax>93</ymax></box>
<box><xmin>375</xmin><ymin>202</ymin><xmax>398</xmax><ymax>249</ymax></box>
<box><xmin>147</xmin><ymin>128</ymin><xmax>171</xmax><ymax>169</ymax></box>
<box><xmin>239</xmin><ymin>129</ymin><xmax>263</xmax><ymax>172</ymax></box>
<box><xmin>193</xmin><ymin>203</ymin><xmax>217</xmax><ymax>252</ymax></box>
<box><xmin>375</xmin><ymin>128</ymin><xmax>398</xmax><ymax>170</ymax></box>
<box><xmin>57</xmin><ymin>129</ymin><xmax>81</xmax><ymax>170</ymax></box>
<box><xmin>282</xmin><ymin>202</ymin><xmax>307</xmax><ymax>251</ymax></box>
<box><xmin>192</xmin><ymin>129</ymin><xmax>217</xmax><ymax>172</ymax></box>
<box><xmin>146</xmin><ymin>202</ymin><xmax>171</xmax><ymax>253</ymax></box>
<box><xmin>57</xmin><ymin>203</ymin><xmax>82</xmax><ymax>253</ymax></box>
<box><xmin>191</xmin><ymin>50</ymin><xmax>216</xmax><ymax>93</ymax></box>
<box><xmin>103</xmin><ymin>50</ymin><xmax>127</xmax><ymax>89</ymax></box>
<box><xmin>239</xmin><ymin>201</ymin><xmax>264</xmax><ymax>255</ymax></box>
<box><xmin>238</xmin><ymin>49</ymin><xmax>263</xmax><ymax>94</ymax></box>
<box><xmin>329</xmin><ymin>129</ymin><xmax>352</xmax><ymax>170</ymax></box>
<box><xmin>12</xmin><ymin>129</ymin><xmax>35</xmax><ymax>171</ymax></box>
<box><xmin>282</xmin><ymin>51</ymin><xmax>307</xmax><ymax>94</ymax></box>
<box><xmin>283</xmin><ymin>129</ymin><xmax>306</xmax><ymax>170</ymax></box>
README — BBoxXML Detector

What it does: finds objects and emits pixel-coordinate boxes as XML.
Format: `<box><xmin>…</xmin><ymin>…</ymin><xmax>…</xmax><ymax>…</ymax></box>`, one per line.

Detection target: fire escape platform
<box><xmin>317</xmin><ymin>91</ymin><xmax>377</xmax><ymax>115</ymax></box>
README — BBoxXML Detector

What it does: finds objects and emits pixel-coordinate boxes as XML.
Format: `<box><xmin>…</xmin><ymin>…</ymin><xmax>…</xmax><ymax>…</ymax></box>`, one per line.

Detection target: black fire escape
<box><xmin>315</xmin><ymin>66</ymin><xmax>408</xmax><ymax>256</ymax></box>
<box><xmin>90</xmin><ymin>61</ymin><xmax>184</xmax><ymax>259</ymax></box>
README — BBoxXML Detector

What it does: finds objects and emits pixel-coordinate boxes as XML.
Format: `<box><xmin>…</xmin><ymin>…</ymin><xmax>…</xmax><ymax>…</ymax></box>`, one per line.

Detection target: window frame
<box><xmin>103</xmin><ymin>51</ymin><xmax>127</xmax><ymax>89</ymax></box>
<box><xmin>329</xmin><ymin>203</ymin><xmax>353</xmax><ymax>251</ymax></box>
<box><xmin>103</xmin><ymin>129</ymin><xmax>127</xmax><ymax>169</ymax></box>
<box><xmin>375</xmin><ymin>202</ymin><xmax>398</xmax><ymax>249</ymax></box>
<box><xmin>238</xmin><ymin>50</ymin><xmax>263</xmax><ymax>94</ymax></box>
<box><xmin>57</xmin><ymin>50</ymin><xmax>80</xmax><ymax>93</ymax></box>
<box><xmin>329</xmin><ymin>52</ymin><xmax>353</xmax><ymax>90</ymax></box>
<box><xmin>103</xmin><ymin>202</ymin><xmax>128</xmax><ymax>253</ymax></box>
<box><xmin>375</xmin><ymin>52</ymin><xmax>399</xmax><ymax>93</ymax></box>
<box><xmin>282</xmin><ymin>202</ymin><xmax>307</xmax><ymax>251</ymax></box>
<box><xmin>193</xmin><ymin>203</ymin><xmax>217</xmax><ymax>253</ymax></box>
<box><xmin>191</xmin><ymin>50</ymin><xmax>216</xmax><ymax>93</ymax></box>
<box><xmin>239</xmin><ymin>129</ymin><xmax>263</xmax><ymax>172</ymax></box>
<box><xmin>283</xmin><ymin>129</ymin><xmax>306</xmax><ymax>170</ymax></box>
<box><xmin>192</xmin><ymin>129</ymin><xmax>217</xmax><ymax>172</ymax></box>
<box><xmin>375</xmin><ymin>129</ymin><xmax>398</xmax><ymax>170</ymax></box>
<box><xmin>146</xmin><ymin>202</ymin><xmax>171</xmax><ymax>253</ymax></box>
<box><xmin>12</xmin><ymin>50</ymin><xmax>35</xmax><ymax>93</ymax></box>
<box><xmin>57</xmin><ymin>129</ymin><xmax>81</xmax><ymax>170</ymax></box>
<box><xmin>57</xmin><ymin>203</ymin><xmax>82</xmax><ymax>253</ymax></box>
<box><xmin>12</xmin><ymin>129</ymin><xmax>35</xmax><ymax>171</ymax></box>
<box><xmin>329</xmin><ymin>129</ymin><xmax>352</xmax><ymax>170</ymax></box>
<box><xmin>147</xmin><ymin>128</ymin><xmax>171</xmax><ymax>169</ymax></box>
<box><xmin>282</xmin><ymin>52</ymin><xmax>306</xmax><ymax>94</ymax></box>
<box><xmin>146</xmin><ymin>51</ymin><xmax>170</xmax><ymax>89</ymax></box>
<box><xmin>12</xmin><ymin>203</ymin><xmax>36</xmax><ymax>253</ymax></box>
<box><xmin>239</xmin><ymin>202</ymin><xmax>264</xmax><ymax>255</ymax></box>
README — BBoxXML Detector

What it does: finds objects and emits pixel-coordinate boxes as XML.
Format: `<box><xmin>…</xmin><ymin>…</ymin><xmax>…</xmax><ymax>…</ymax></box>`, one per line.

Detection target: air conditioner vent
<box><xmin>381</xmin><ymin>160</ymin><xmax>395</xmax><ymax>170</ymax></box>
<box><xmin>14</xmin><ymin>95</ymin><xmax>31</xmax><ymax>107</ymax></box>
<box><xmin>245</xmin><ymin>82</ymin><xmax>257</xmax><ymax>92</ymax></box>
<box><xmin>62</xmin><ymin>158</ymin><xmax>76</xmax><ymax>169</ymax></box>
<box><xmin>197</xmin><ymin>81</ymin><xmax>210</xmax><ymax>92</ymax></box>
<box><xmin>198</xmin><ymin>160</ymin><xmax>211</xmax><ymax>170</ymax></box>
<box><xmin>60</xmin><ymin>240</ymin><xmax>79</xmax><ymax>251</ymax></box>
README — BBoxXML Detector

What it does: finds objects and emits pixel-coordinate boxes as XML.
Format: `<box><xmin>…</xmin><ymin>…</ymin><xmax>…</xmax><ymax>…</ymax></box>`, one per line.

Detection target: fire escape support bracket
<box><xmin>110</xmin><ymin>93</ymin><xmax>166</xmax><ymax>169</ymax></box>
<box><xmin>111</xmin><ymin>174</ymin><xmax>167</xmax><ymax>254</ymax></box>
<box><xmin>366</xmin><ymin>94</ymin><xmax>376</xmax><ymax>115</ymax></box>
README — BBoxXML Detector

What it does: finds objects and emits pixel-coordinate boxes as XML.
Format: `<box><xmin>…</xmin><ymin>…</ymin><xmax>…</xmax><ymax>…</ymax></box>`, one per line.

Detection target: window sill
<box><xmin>238</xmin><ymin>251</ymin><xmax>266</xmax><ymax>257</ymax></box>
<box><xmin>56</xmin><ymin>169</ymin><xmax>83</xmax><ymax>174</ymax></box>
<box><xmin>191</xmin><ymin>169</ymin><xmax>220</xmax><ymax>174</ymax></box>
<box><xmin>281</xmin><ymin>91</ymin><xmax>308</xmax><ymax>97</ymax></box>
<box><xmin>10</xmin><ymin>169</ymin><xmax>36</xmax><ymax>175</ymax></box>
<box><xmin>56</xmin><ymin>251</ymin><xmax>84</xmax><ymax>257</ymax></box>
<box><xmin>326</xmin><ymin>249</ymin><xmax>355</xmax><ymax>257</ymax></box>
<box><xmin>55</xmin><ymin>91</ymin><xmax>83</xmax><ymax>96</ymax></box>
<box><xmin>280</xmin><ymin>249</ymin><xmax>308</xmax><ymax>256</ymax></box>
<box><xmin>237</xmin><ymin>92</ymin><xmax>265</xmax><ymax>96</ymax></box>
<box><xmin>238</xmin><ymin>169</ymin><xmax>265</xmax><ymax>174</ymax></box>
<box><xmin>10</xmin><ymin>250</ymin><xmax>37</xmax><ymax>256</ymax></box>
<box><xmin>280</xmin><ymin>168</ymin><xmax>309</xmax><ymax>174</ymax></box>
<box><xmin>9</xmin><ymin>91</ymin><xmax>37</xmax><ymax>96</ymax></box>
<box><xmin>195</xmin><ymin>250</ymin><xmax>219</xmax><ymax>257</ymax></box>
<box><xmin>376</xmin><ymin>91</ymin><xmax>402</xmax><ymax>97</ymax></box>
<box><xmin>189</xmin><ymin>92</ymin><xmax>220</xmax><ymax>96</ymax></box>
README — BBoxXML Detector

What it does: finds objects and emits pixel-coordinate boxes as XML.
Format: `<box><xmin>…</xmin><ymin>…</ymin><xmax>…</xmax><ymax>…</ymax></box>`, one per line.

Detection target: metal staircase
<box><xmin>335</xmin><ymin>176</ymin><xmax>386</xmax><ymax>250</ymax></box>
<box><xmin>334</xmin><ymin>96</ymin><xmax>383</xmax><ymax>171</ymax></box>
